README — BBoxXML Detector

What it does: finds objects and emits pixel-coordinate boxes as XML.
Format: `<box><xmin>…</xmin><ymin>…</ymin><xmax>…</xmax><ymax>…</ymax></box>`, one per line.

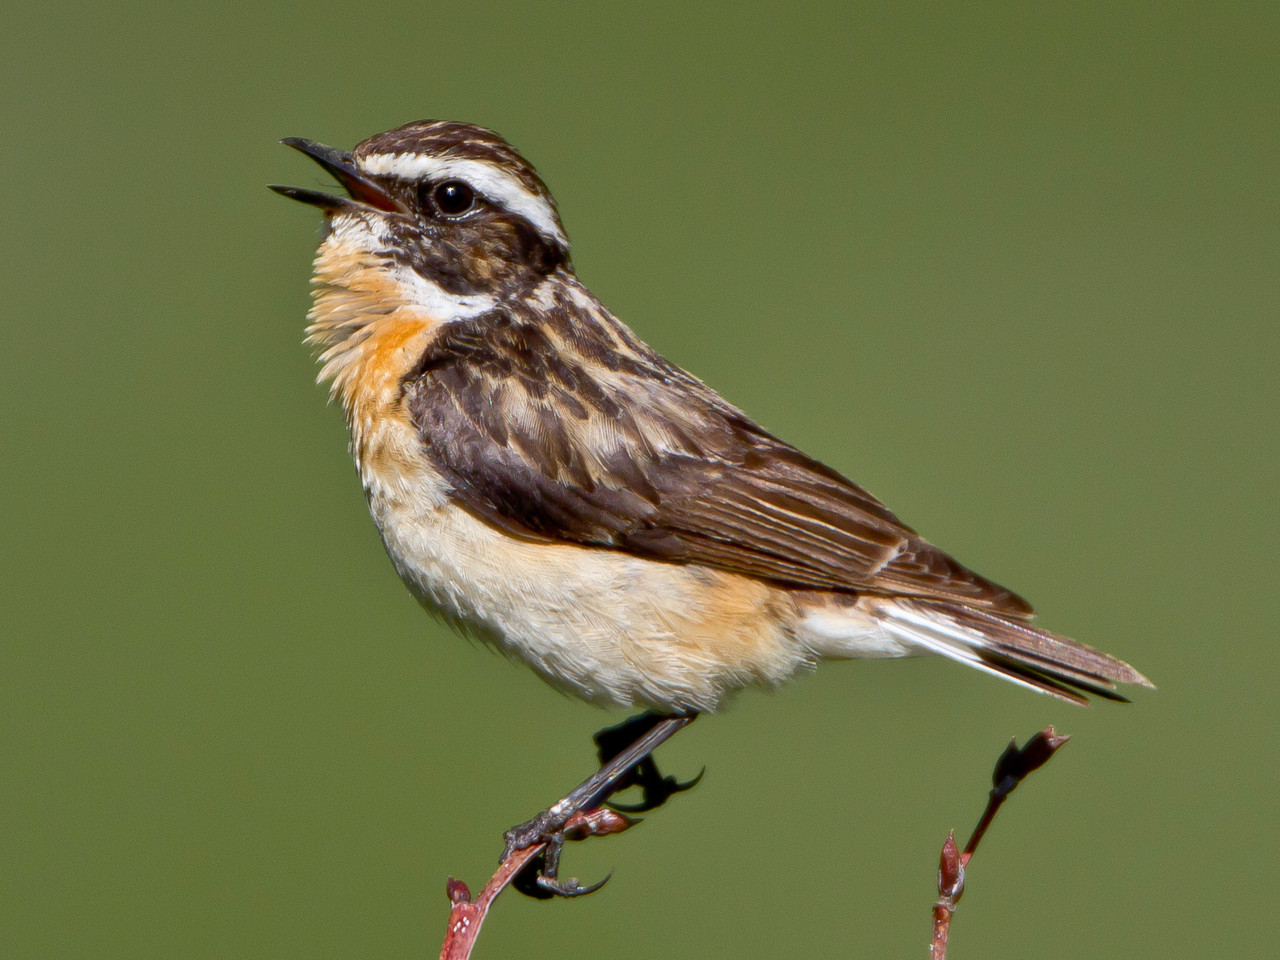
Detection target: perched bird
<box><xmin>271</xmin><ymin>120</ymin><xmax>1150</xmax><ymax>716</ymax></box>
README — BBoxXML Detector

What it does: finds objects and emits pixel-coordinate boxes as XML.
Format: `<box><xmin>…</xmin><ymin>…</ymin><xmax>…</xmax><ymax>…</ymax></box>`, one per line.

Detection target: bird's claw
<box><xmin>535</xmin><ymin>869</ymin><xmax>613</xmax><ymax>898</ymax></box>
<box><xmin>593</xmin><ymin>713</ymin><xmax>705</xmax><ymax>814</ymax></box>
<box><xmin>502</xmin><ymin>713</ymin><xmax>700</xmax><ymax>901</ymax></box>
<box><xmin>609</xmin><ymin>765</ymin><xmax>705</xmax><ymax>813</ymax></box>
<box><xmin>510</xmin><ymin>836</ymin><xmax>612</xmax><ymax>900</ymax></box>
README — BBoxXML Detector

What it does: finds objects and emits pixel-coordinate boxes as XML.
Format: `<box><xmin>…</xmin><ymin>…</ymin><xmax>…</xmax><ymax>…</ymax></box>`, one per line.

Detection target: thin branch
<box><xmin>437</xmin><ymin>722</ymin><xmax>1071</xmax><ymax>959</ymax></box>
<box><xmin>439</xmin><ymin>808</ymin><xmax>636</xmax><ymax>960</ymax></box>
<box><xmin>929</xmin><ymin>727</ymin><xmax>1070</xmax><ymax>959</ymax></box>
<box><xmin>439</xmin><ymin>845</ymin><xmax>541</xmax><ymax>960</ymax></box>
<box><xmin>437</xmin><ymin>714</ymin><xmax>695</xmax><ymax>960</ymax></box>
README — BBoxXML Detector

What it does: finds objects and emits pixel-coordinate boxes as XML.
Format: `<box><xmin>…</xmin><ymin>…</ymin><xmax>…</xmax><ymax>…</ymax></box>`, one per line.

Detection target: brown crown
<box><xmin>353</xmin><ymin>120</ymin><xmax>555</xmax><ymax>205</ymax></box>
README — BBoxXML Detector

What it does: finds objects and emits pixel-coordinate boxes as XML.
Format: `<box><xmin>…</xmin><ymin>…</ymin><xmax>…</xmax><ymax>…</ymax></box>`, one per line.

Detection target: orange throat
<box><xmin>305</xmin><ymin>232</ymin><xmax>443</xmax><ymax>467</ymax></box>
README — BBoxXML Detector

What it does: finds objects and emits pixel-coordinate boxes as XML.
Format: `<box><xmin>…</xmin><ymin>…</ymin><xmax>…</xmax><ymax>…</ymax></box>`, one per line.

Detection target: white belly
<box><xmin>358</xmin><ymin>427</ymin><xmax>814</xmax><ymax>712</ymax></box>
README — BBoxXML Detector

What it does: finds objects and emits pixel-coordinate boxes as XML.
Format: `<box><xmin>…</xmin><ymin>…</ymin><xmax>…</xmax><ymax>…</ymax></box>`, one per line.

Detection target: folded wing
<box><xmin>404</xmin><ymin>307</ymin><xmax>1032</xmax><ymax>617</ymax></box>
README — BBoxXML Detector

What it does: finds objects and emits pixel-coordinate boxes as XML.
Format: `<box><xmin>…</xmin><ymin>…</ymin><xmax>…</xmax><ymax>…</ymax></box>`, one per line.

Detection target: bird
<box><xmin>270</xmin><ymin>120</ymin><xmax>1151</xmax><ymax>719</ymax></box>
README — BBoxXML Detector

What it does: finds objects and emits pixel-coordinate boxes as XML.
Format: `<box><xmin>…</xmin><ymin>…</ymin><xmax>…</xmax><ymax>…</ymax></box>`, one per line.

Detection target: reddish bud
<box><xmin>993</xmin><ymin>727</ymin><xmax>1070</xmax><ymax>793</ymax></box>
<box><xmin>446</xmin><ymin>877</ymin><xmax>472</xmax><ymax>904</ymax></box>
<box><xmin>937</xmin><ymin>831</ymin><xmax>965</xmax><ymax>902</ymax></box>
<box><xmin>563</xmin><ymin>806</ymin><xmax>641</xmax><ymax>840</ymax></box>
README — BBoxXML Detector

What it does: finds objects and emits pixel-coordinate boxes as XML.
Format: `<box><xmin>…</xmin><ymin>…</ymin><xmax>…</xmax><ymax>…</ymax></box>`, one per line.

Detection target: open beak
<box><xmin>268</xmin><ymin>137</ymin><xmax>404</xmax><ymax>214</ymax></box>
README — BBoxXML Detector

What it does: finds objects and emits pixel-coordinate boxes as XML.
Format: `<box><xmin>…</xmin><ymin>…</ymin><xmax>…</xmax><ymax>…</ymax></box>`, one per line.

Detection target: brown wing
<box><xmin>404</xmin><ymin>305</ymin><xmax>1033</xmax><ymax>617</ymax></box>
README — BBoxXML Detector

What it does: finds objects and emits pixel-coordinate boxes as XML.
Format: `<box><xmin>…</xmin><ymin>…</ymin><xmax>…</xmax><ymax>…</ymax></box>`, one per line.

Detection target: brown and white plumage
<box><xmin>273</xmin><ymin>120</ymin><xmax>1151</xmax><ymax>712</ymax></box>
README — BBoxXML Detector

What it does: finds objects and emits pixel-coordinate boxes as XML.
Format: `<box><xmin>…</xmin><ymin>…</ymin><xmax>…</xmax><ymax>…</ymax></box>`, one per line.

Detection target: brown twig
<box><xmin>439</xmin><ymin>845</ymin><xmax>541</xmax><ymax>960</ymax></box>
<box><xmin>436</xmin><ymin>714</ymin><xmax>696</xmax><ymax>958</ymax></box>
<box><xmin>439</xmin><ymin>808</ymin><xmax>637</xmax><ymax>960</ymax></box>
<box><xmin>929</xmin><ymin>727</ymin><xmax>1070</xmax><ymax>959</ymax></box>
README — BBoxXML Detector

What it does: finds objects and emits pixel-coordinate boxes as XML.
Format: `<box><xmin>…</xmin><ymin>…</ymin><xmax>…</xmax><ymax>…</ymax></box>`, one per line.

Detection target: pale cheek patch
<box><xmin>358</xmin><ymin>152</ymin><xmax>569</xmax><ymax>250</ymax></box>
<box><xmin>306</xmin><ymin>219</ymin><xmax>496</xmax><ymax>346</ymax></box>
<box><xmin>326</xmin><ymin>211</ymin><xmax>393</xmax><ymax>247</ymax></box>
<box><xmin>303</xmin><ymin>220</ymin><xmax>499</xmax><ymax>448</ymax></box>
<box><xmin>391</xmin><ymin>264</ymin><xmax>494</xmax><ymax>320</ymax></box>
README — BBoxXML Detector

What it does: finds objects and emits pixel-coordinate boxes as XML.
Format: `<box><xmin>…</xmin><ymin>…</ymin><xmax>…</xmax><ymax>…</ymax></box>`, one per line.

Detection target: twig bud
<box><xmin>992</xmin><ymin>727</ymin><xmax>1070</xmax><ymax>796</ymax></box>
<box><xmin>562</xmin><ymin>806</ymin><xmax>641</xmax><ymax>840</ymax></box>
<box><xmin>937</xmin><ymin>831</ymin><xmax>965</xmax><ymax>904</ymax></box>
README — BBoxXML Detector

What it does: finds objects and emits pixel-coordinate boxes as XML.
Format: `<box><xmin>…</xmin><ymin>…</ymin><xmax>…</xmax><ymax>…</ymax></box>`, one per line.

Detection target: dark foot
<box><xmin>594</xmin><ymin>713</ymin><xmax>705</xmax><ymax>813</ymax></box>
<box><xmin>501</xmin><ymin>806</ymin><xmax>572</xmax><ymax>862</ymax></box>
<box><xmin>510</xmin><ymin>840</ymin><xmax>612</xmax><ymax>900</ymax></box>
<box><xmin>502</xmin><ymin>712</ymin><xmax>699</xmax><ymax>899</ymax></box>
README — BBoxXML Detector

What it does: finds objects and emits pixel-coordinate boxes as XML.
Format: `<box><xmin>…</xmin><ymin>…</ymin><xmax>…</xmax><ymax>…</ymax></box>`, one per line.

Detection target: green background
<box><xmin>4</xmin><ymin>2</ymin><xmax>1275</xmax><ymax>957</ymax></box>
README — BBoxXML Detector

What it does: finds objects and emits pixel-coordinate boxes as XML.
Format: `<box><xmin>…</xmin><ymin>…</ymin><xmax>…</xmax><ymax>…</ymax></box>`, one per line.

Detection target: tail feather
<box><xmin>972</xmin><ymin>647</ymin><xmax>1132</xmax><ymax>704</ymax></box>
<box><xmin>869</xmin><ymin>597</ymin><xmax>1153</xmax><ymax>705</ymax></box>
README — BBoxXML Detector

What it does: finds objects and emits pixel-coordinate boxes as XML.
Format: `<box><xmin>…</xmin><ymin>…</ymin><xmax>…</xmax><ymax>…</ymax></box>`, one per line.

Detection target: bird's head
<box><xmin>272</xmin><ymin>121</ymin><xmax>579</xmax><ymax>403</ymax></box>
<box><xmin>271</xmin><ymin>120</ymin><xmax>571</xmax><ymax>303</ymax></box>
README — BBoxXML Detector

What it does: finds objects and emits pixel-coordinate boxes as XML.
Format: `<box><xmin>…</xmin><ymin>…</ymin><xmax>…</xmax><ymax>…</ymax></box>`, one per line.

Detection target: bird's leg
<box><xmin>593</xmin><ymin>712</ymin><xmax>705</xmax><ymax>813</ymax></box>
<box><xmin>502</xmin><ymin>713</ymin><xmax>697</xmax><ymax>855</ymax></box>
<box><xmin>503</xmin><ymin>712</ymin><xmax>697</xmax><ymax>898</ymax></box>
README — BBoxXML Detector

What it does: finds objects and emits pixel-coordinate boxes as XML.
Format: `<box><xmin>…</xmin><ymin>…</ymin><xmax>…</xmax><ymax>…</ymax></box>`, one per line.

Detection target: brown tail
<box><xmin>870</xmin><ymin>598</ymin><xmax>1154</xmax><ymax>705</ymax></box>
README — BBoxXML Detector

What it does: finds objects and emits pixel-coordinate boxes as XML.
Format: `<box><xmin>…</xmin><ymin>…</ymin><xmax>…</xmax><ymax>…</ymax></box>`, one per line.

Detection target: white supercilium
<box><xmin>358</xmin><ymin>153</ymin><xmax>569</xmax><ymax>250</ymax></box>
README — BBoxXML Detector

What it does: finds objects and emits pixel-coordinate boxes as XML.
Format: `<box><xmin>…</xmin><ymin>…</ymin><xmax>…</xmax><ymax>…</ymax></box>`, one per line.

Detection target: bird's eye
<box><xmin>429</xmin><ymin>180</ymin><xmax>477</xmax><ymax>217</ymax></box>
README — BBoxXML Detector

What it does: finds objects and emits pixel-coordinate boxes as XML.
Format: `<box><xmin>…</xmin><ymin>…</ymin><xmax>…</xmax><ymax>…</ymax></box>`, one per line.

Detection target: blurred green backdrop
<box><xmin>3</xmin><ymin>2</ymin><xmax>1275</xmax><ymax>957</ymax></box>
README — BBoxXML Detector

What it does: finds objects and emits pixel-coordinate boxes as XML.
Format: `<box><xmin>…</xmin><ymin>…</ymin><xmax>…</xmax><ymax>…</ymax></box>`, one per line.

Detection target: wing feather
<box><xmin>404</xmin><ymin>301</ymin><xmax>1033</xmax><ymax>617</ymax></box>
